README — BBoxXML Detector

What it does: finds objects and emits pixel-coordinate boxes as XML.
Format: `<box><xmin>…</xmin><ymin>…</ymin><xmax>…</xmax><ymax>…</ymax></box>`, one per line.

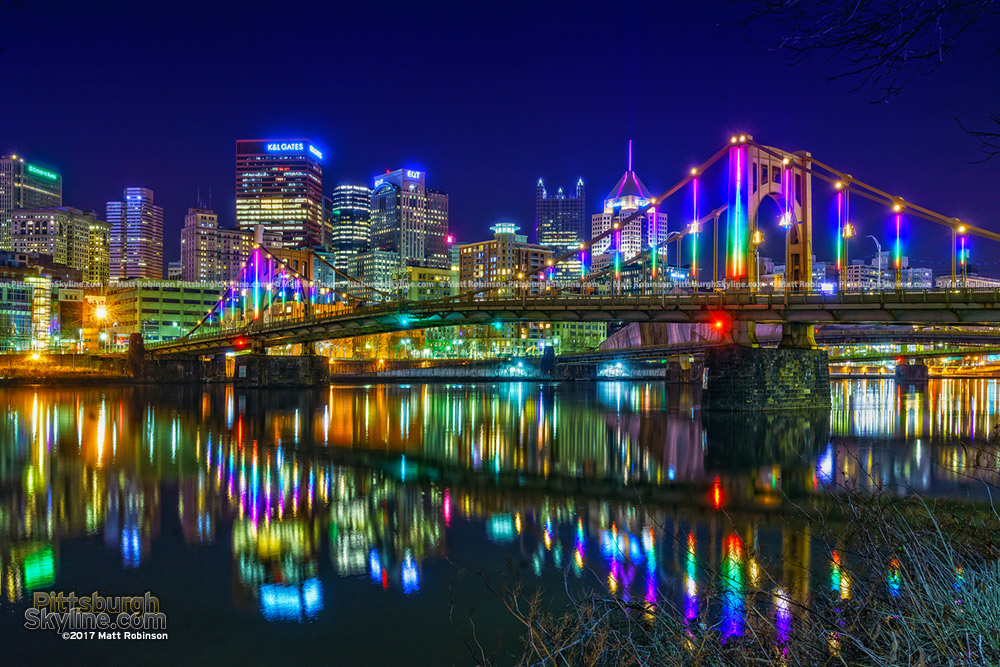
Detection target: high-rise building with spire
<box><xmin>591</xmin><ymin>141</ymin><xmax>667</xmax><ymax>260</ymax></box>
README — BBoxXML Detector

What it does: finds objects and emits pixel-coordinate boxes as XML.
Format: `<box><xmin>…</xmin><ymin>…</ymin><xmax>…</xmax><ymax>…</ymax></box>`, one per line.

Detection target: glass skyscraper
<box><xmin>107</xmin><ymin>187</ymin><xmax>164</xmax><ymax>280</ymax></box>
<box><xmin>328</xmin><ymin>184</ymin><xmax>371</xmax><ymax>270</ymax></box>
<box><xmin>535</xmin><ymin>178</ymin><xmax>585</xmax><ymax>253</ymax></box>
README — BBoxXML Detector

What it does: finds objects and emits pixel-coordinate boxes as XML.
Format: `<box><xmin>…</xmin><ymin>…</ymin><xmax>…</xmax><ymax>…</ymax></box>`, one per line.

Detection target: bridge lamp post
<box><xmin>751</xmin><ymin>229</ymin><xmax>764</xmax><ymax>293</ymax></box>
<box><xmin>841</xmin><ymin>223</ymin><xmax>855</xmax><ymax>291</ymax></box>
<box><xmin>867</xmin><ymin>235</ymin><xmax>882</xmax><ymax>292</ymax></box>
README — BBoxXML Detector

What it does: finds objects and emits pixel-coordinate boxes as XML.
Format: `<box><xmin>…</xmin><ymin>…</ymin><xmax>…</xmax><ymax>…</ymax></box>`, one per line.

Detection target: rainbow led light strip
<box><xmin>613</xmin><ymin>229</ymin><xmax>621</xmax><ymax>279</ymax></box>
<box><xmin>691</xmin><ymin>177</ymin><xmax>699</xmax><ymax>280</ymax></box>
<box><xmin>727</xmin><ymin>146</ymin><xmax>747</xmax><ymax>280</ymax></box>
<box><xmin>836</xmin><ymin>192</ymin><xmax>843</xmax><ymax>271</ymax></box>
<box><xmin>650</xmin><ymin>206</ymin><xmax>658</xmax><ymax>278</ymax></box>
<box><xmin>895</xmin><ymin>214</ymin><xmax>902</xmax><ymax>269</ymax></box>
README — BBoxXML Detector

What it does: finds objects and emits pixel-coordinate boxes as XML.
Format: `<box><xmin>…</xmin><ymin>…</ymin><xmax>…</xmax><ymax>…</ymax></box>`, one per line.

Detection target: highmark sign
<box><xmin>26</xmin><ymin>164</ymin><xmax>58</xmax><ymax>181</ymax></box>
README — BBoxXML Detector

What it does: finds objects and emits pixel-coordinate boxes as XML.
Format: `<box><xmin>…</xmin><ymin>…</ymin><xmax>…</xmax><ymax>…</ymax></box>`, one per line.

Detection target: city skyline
<box><xmin>2</xmin><ymin>2</ymin><xmax>998</xmax><ymax>269</ymax></box>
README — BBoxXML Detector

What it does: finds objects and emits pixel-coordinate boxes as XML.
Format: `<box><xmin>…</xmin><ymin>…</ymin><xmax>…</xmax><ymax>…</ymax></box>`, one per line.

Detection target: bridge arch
<box><xmin>728</xmin><ymin>138</ymin><xmax>813</xmax><ymax>290</ymax></box>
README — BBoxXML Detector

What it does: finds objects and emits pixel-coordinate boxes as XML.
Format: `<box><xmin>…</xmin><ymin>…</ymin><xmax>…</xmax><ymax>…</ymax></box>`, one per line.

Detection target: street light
<box><xmin>867</xmin><ymin>235</ymin><xmax>882</xmax><ymax>292</ymax></box>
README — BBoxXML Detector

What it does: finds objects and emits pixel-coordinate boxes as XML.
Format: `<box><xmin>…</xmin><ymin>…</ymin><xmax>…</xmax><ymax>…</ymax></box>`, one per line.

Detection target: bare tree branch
<box><xmin>735</xmin><ymin>1</ymin><xmax>1000</xmax><ymax>159</ymax></box>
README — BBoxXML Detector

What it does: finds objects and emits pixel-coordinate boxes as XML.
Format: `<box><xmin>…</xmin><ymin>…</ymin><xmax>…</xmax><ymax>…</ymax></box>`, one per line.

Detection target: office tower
<box><xmin>328</xmin><ymin>184</ymin><xmax>371</xmax><ymax>270</ymax></box>
<box><xmin>370</xmin><ymin>169</ymin><xmax>449</xmax><ymax>271</ymax></box>
<box><xmin>235</xmin><ymin>139</ymin><xmax>324</xmax><ymax>248</ymax></box>
<box><xmin>535</xmin><ymin>178</ymin><xmax>585</xmax><ymax>252</ymax></box>
<box><xmin>0</xmin><ymin>154</ymin><xmax>62</xmax><ymax>250</ymax></box>
<box><xmin>107</xmin><ymin>187</ymin><xmax>164</xmax><ymax>280</ymax></box>
<box><xmin>348</xmin><ymin>250</ymin><xmax>400</xmax><ymax>300</ymax></box>
<box><xmin>591</xmin><ymin>142</ymin><xmax>667</xmax><ymax>260</ymax></box>
<box><xmin>10</xmin><ymin>206</ymin><xmax>111</xmax><ymax>283</ymax></box>
<box><xmin>180</xmin><ymin>207</ymin><xmax>254</xmax><ymax>283</ymax></box>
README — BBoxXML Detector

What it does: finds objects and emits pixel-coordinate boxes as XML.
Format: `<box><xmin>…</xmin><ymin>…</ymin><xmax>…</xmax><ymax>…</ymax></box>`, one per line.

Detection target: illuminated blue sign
<box><xmin>308</xmin><ymin>145</ymin><xmax>323</xmax><ymax>160</ymax></box>
<box><xmin>266</xmin><ymin>142</ymin><xmax>304</xmax><ymax>153</ymax></box>
<box><xmin>405</xmin><ymin>170</ymin><xmax>422</xmax><ymax>179</ymax></box>
<box><xmin>373</xmin><ymin>178</ymin><xmax>385</xmax><ymax>187</ymax></box>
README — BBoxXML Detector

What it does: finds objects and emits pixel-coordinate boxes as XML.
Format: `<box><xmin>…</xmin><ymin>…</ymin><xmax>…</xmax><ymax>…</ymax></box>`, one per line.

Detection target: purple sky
<box><xmin>2</xmin><ymin>0</ymin><xmax>998</xmax><ymax>273</ymax></box>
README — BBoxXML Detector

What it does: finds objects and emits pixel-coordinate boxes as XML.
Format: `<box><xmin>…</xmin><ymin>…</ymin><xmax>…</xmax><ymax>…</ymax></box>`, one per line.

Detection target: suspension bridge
<box><xmin>137</xmin><ymin>135</ymin><xmax>1000</xmax><ymax>410</ymax></box>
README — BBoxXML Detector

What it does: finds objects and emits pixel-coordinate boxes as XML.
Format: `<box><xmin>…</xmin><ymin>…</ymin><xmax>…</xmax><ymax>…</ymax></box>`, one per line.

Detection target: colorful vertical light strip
<box><xmin>684</xmin><ymin>532</ymin><xmax>697</xmax><ymax>622</ymax></box>
<box><xmin>727</xmin><ymin>145</ymin><xmax>747</xmax><ymax>280</ymax></box>
<box><xmin>721</xmin><ymin>534</ymin><xmax>745</xmax><ymax>640</ymax></box>
<box><xmin>836</xmin><ymin>192</ymin><xmax>844</xmax><ymax>272</ymax></box>
<box><xmin>894</xmin><ymin>214</ymin><xmax>902</xmax><ymax>270</ymax></box>
<box><xmin>253</xmin><ymin>248</ymin><xmax>261</xmax><ymax>320</ymax></box>
<box><xmin>888</xmin><ymin>558</ymin><xmax>902</xmax><ymax>597</ymax></box>
<box><xmin>613</xmin><ymin>229</ymin><xmax>621</xmax><ymax>280</ymax></box>
<box><xmin>650</xmin><ymin>206</ymin><xmax>658</xmax><ymax>279</ymax></box>
<box><xmin>691</xmin><ymin>177</ymin><xmax>699</xmax><ymax>282</ymax></box>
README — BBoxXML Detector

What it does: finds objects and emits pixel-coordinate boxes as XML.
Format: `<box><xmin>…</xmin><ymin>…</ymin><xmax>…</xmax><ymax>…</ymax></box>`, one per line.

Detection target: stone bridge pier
<box><xmin>130</xmin><ymin>334</ymin><xmax>331</xmax><ymax>386</ymax></box>
<box><xmin>702</xmin><ymin>323</ymin><xmax>831</xmax><ymax>412</ymax></box>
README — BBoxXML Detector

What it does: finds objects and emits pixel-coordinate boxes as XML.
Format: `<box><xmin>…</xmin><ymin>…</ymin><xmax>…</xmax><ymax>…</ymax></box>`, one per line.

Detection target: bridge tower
<box><xmin>727</xmin><ymin>137</ymin><xmax>813</xmax><ymax>291</ymax></box>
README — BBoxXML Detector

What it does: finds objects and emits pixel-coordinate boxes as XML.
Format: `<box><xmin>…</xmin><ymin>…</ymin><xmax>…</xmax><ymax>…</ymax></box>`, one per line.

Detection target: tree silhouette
<box><xmin>735</xmin><ymin>0</ymin><xmax>1000</xmax><ymax>159</ymax></box>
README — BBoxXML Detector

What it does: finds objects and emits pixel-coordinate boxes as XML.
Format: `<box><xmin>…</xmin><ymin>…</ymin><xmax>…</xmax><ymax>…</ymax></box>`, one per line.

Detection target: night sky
<box><xmin>2</xmin><ymin>0</ymin><xmax>999</xmax><ymax>273</ymax></box>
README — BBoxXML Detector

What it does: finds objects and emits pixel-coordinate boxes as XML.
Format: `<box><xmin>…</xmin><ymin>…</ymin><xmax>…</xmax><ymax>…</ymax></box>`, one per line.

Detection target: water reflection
<box><xmin>0</xmin><ymin>379</ymin><xmax>997</xmax><ymax>645</ymax></box>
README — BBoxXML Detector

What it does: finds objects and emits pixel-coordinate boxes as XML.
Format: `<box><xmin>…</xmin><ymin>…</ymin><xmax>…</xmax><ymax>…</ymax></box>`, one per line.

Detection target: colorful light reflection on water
<box><xmin>0</xmin><ymin>380</ymin><xmax>996</xmax><ymax>660</ymax></box>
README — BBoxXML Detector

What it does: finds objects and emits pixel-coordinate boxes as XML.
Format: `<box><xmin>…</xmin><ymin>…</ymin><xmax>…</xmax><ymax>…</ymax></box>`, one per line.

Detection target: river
<box><xmin>0</xmin><ymin>379</ymin><xmax>996</xmax><ymax>664</ymax></box>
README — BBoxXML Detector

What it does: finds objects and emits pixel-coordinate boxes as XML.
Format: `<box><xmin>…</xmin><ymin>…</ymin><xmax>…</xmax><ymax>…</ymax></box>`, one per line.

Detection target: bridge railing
<box><xmin>147</xmin><ymin>287</ymin><xmax>1000</xmax><ymax>351</ymax></box>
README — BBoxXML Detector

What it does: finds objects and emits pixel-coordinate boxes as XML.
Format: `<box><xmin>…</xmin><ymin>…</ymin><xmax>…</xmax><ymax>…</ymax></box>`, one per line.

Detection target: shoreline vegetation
<box><xmin>478</xmin><ymin>439</ymin><xmax>1000</xmax><ymax>666</ymax></box>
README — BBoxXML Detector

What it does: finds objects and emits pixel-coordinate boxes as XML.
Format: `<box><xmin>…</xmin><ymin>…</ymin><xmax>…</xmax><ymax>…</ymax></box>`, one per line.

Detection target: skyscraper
<box><xmin>179</xmin><ymin>207</ymin><xmax>253</xmax><ymax>283</ymax></box>
<box><xmin>535</xmin><ymin>178</ymin><xmax>585</xmax><ymax>252</ymax></box>
<box><xmin>0</xmin><ymin>154</ymin><xmax>63</xmax><ymax>251</ymax></box>
<box><xmin>235</xmin><ymin>139</ymin><xmax>324</xmax><ymax>249</ymax></box>
<box><xmin>371</xmin><ymin>169</ymin><xmax>449</xmax><ymax>270</ymax></box>
<box><xmin>591</xmin><ymin>142</ymin><xmax>667</xmax><ymax>260</ymax></box>
<box><xmin>107</xmin><ymin>187</ymin><xmax>164</xmax><ymax>280</ymax></box>
<box><xmin>328</xmin><ymin>184</ymin><xmax>371</xmax><ymax>270</ymax></box>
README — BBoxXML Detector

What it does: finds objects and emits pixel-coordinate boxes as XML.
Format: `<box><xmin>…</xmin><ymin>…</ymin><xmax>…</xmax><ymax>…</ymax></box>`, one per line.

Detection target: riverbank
<box><xmin>0</xmin><ymin>367</ymin><xmax>130</xmax><ymax>386</ymax></box>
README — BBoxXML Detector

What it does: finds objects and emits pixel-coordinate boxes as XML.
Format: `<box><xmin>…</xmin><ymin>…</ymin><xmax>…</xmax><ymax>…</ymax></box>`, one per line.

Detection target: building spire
<box><xmin>627</xmin><ymin>139</ymin><xmax>632</xmax><ymax>172</ymax></box>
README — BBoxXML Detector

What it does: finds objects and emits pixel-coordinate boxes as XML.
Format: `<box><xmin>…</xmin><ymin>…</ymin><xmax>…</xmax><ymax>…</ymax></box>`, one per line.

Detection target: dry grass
<box><xmin>469</xmin><ymin>438</ymin><xmax>1000</xmax><ymax>666</ymax></box>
